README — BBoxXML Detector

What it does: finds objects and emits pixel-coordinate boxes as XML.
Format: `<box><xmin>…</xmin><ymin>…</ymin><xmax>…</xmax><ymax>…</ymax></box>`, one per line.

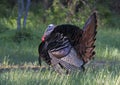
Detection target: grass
<box><xmin>96</xmin><ymin>28</ymin><xmax>120</xmax><ymax>60</ymax></box>
<box><xmin>0</xmin><ymin>21</ymin><xmax>120</xmax><ymax>85</ymax></box>
<box><xmin>0</xmin><ymin>64</ymin><xmax>120</xmax><ymax>85</ymax></box>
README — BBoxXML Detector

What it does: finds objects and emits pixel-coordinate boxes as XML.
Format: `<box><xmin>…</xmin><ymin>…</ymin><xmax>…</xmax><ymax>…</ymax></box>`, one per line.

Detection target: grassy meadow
<box><xmin>0</xmin><ymin>18</ymin><xmax>120</xmax><ymax>85</ymax></box>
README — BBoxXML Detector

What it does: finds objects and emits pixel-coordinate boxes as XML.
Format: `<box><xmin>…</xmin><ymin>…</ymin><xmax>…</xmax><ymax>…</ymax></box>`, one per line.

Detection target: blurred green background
<box><xmin>0</xmin><ymin>0</ymin><xmax>120</xmax><ymax>29</ymax></box>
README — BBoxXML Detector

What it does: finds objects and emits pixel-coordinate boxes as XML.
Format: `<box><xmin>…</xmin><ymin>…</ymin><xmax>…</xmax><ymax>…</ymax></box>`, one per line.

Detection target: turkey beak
<box><xmin>42</xmin><ymin>33</ymin><xmax>49</xmax><ymax>42</ymax></box>
<box><xmin>42</xmin><ymin>35</ymin><xmax>45</xmax><ymax>42</ymax></box>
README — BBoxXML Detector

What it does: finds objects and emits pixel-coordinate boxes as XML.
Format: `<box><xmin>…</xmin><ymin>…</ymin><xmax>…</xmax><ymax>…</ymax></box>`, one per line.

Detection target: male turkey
<box><xmin>38</xmin><ymin>12</ymin><xmax>97</xmax><ymax>73</ymax></box>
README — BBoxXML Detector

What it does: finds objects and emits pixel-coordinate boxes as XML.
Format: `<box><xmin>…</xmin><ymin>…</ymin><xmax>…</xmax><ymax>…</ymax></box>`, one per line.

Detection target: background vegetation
<box><xmin>0</xmin><ymin>0</ymin><xmax>120</xmax><ymax>85</ymax></box>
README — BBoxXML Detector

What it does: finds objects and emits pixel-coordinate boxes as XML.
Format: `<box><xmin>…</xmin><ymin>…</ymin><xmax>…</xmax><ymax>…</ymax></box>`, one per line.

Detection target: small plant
<box><xmin>2</xmin><ymin>56</ymin><xmax>10</xmax><ymax>66</ymax></box>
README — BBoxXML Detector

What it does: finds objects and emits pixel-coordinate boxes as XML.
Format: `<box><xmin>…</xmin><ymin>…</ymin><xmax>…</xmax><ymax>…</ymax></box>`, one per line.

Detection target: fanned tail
<box><xmin>79</xmin><ymin>11</ymin><xmax>97</xmax><ymax>63</ymax></box>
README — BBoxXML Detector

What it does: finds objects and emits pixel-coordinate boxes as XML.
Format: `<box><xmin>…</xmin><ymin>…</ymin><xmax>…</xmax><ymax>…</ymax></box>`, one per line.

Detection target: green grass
<box><xmin>96</xmin><ymin>28</ymin><xmax>120</xmax><ymax>60</ymax></box>
<box><xmin>0</xmin><ymin>65</ymin><xmax>120</xmax><ymax>85</ymax></box>
<box><xmin>0</xmin><ymin>23</ymin><xmax>120</xmax><ymax>85</ymax></box>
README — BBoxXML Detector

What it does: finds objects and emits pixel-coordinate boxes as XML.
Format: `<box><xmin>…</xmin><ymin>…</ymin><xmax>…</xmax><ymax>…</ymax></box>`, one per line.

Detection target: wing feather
<box><xmin>38</xmin><ymin>42</ymin><xmax>51</xmax><ymax>65</ymax></box>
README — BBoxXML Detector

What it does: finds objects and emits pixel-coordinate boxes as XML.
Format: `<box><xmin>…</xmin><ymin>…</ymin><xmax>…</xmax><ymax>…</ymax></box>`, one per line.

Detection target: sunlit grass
<box><xmin>96</xmin><ymin>28</ymin><xmax>120</xmax><ymax>61</ymax></box>
<box><xmin>0</xmin><ymin>64</ymin><xmax>120</xmax><ymax>85</ymax></box>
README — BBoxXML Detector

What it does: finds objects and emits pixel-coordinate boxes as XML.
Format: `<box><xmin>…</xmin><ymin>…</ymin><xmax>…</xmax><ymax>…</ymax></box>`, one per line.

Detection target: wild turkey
<box><xmin>38</xmin><ymin>12</ymin><xmax>97</xmax><ymax>73</ymax></box>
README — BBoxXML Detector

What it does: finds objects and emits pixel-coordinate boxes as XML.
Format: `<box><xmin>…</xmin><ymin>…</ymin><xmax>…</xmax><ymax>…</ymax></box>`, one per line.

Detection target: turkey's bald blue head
<box><xmin>42</xmin><ymin>24</ymin><xmax>55</xmax><ymax>42</ymax></box>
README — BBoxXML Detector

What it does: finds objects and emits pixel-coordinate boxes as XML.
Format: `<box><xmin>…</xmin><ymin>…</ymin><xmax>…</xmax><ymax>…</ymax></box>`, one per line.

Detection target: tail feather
<box><xmin>78</xmin><ymin>11</ymin><xmax>97</xmax><ymax>63</ymax></box>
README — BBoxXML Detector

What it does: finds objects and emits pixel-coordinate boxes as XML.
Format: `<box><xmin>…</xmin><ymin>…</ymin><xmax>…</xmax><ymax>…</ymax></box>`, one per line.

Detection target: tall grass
<box><xmin>96</xmin><ymin>28</ymin><xmax>120</xmax><ymax>60</ymax></box>
<box><xmin>0</xmin><ymin>64</ymin><xmax>120</xmax><ymax>85</ymax></box>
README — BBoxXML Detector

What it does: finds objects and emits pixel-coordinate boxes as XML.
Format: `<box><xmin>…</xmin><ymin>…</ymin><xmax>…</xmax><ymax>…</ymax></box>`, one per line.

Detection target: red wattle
<box><xmin>42</xmin><ymin>36</ymin><xmax>45</xmax><ymax>42</ymax></box>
